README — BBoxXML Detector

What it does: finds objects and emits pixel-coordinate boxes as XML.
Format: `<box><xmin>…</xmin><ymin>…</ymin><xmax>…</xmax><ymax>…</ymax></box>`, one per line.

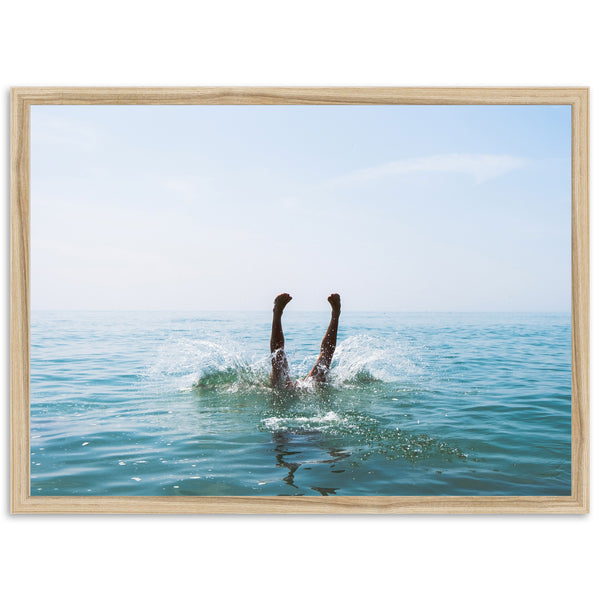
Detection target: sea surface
<box><xmin>30</xmin><ymin>311</ymin><xmax>571</xmax><ymax>496</ymax></box>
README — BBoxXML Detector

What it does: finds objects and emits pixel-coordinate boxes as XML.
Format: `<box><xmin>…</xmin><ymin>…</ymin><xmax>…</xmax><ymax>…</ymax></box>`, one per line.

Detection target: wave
<box><xmin>143</xmin><ymin>334</ymin><xmax>419</xmax><ymax>394</ymax></box>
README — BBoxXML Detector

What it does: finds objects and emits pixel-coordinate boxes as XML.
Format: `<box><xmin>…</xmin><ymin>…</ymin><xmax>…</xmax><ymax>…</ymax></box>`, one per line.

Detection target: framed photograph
<box><xmin>11</xmin><ymin>87</ymin><xmax>589</xmax><ymax>513</ymax></box>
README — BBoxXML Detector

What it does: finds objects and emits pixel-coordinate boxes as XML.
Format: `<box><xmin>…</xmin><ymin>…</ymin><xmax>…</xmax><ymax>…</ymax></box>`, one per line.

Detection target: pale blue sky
<box><xmin>31</xmin><ymin>104</ymin><xmax>571</xmax><ymax>311</ymax></box>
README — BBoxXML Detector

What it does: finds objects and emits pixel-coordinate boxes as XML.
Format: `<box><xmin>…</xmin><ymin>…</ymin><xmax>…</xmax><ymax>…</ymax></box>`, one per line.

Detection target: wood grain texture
<box><xmin>10</xmin><ymin>86</ymin><xmax>588</xmax><ymax>105</ymax></box>
<box><xmin>10</xmin><ymin>87</ymin><xmax>590</xmax><ymax>514</ymax></box>
<box><xmin>11</xmin><ymin>495</ymin><xmax>587</xmax><ymax>514</ymax></box>
<box><xmin>10</xmin><ymin>88</ymin><xmax>31</xmax><ymax>514</ymax></box>
<box><xmin>570</xmin><ymin>89</ymin><xmax>590</xmax><ymax>513</ymax></box>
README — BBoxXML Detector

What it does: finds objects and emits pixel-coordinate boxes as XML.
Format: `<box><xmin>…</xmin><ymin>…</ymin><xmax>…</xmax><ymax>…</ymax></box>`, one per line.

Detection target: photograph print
<box><xmin>29</xmin><ymin>101</ymin><xmax>572</xmax><ymax>498</ymax></box>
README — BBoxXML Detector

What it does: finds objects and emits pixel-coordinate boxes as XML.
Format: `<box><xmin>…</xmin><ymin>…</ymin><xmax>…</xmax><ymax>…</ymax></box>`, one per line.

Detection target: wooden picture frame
<box><xmin>11</xmin><ymin>87</ymin><xmax>589</xmax><ymax>514</ymax></box>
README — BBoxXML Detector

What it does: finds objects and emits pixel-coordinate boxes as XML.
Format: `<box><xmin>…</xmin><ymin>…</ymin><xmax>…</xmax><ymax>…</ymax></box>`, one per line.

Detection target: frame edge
<box><xmin>570</xmin><ymin>88</ymin><xmax>590</xmax><ymax>513</ymax></box>
<box><xmin>10</xmin><ymin>88</ymin><xmax>31</xmax><ymax>513</ymax></box>
<box><xmin>10</xmin><ymin>87</ymin><xmax>590</xmax><ymax>514</ymax></box>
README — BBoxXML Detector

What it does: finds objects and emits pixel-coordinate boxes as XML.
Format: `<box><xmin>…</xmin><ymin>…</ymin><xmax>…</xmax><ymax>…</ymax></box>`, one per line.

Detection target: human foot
<box><xmin>328</xmin><ymin>293</ymin><xmax>341</xmax><ymax>315</ymax></box>
<box><xmin>274</xmin><ymin>293</ymin><xmax>293</xmax><ymax>313</ymax></box>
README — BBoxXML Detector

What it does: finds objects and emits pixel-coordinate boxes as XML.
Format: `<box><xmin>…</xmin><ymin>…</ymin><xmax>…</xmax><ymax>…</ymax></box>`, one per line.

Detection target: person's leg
<box><xmin>306</xmin><ymin>294</ymin><xmax>341</xmax><ymax>383</ymax></box>
<box><xmin>270</xmin><ymin>293</ymin><xmax>293</xmax><ymax>388</ymax></box>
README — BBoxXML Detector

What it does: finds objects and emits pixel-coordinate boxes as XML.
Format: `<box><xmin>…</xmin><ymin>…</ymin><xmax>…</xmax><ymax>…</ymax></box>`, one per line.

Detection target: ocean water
<box><xmin>30</xmin><ymin>311</ymin><xmax>571</xmax><ymax>496</ymax></box>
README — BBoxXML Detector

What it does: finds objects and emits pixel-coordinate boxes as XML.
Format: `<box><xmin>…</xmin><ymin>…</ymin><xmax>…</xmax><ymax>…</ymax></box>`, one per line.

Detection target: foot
<box><xmin>328</xmin><ymin>293</ymin><xmax>341</xmax><ymax>315</ymax></box>
<box><xmin>274</xmin><ymin>293</ymin><xmax>293</xmax><ymax>314</ymax></box>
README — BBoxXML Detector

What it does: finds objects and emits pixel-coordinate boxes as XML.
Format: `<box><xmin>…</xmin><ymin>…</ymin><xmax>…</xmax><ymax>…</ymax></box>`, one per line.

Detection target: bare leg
<box><xmin>270</xmin><ymin>293</ymin><xmax>293</xmax><ymax>388</ymax></box>
<box><xmin>306</xmin><ymin>294</ymin><xmax>341</xmax><ymax>383</ymax></box>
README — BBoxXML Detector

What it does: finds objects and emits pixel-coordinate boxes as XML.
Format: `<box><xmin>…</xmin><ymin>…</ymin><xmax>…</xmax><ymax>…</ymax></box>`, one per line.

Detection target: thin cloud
<box><xmin>325</xmin><ymin>153</ymin><xmax>530</xmax><ymax>187</ymax></box>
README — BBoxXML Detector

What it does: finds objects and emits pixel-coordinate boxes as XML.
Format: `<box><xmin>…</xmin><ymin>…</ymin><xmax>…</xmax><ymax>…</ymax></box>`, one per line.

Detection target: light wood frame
<box><xmin>11</xmin><ymin>87</ymin><xmax>589</xmax><ymax>514</ymax></box>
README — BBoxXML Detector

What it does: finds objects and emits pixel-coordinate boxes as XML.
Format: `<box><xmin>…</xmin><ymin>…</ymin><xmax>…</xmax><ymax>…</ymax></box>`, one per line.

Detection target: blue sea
<box><xmin>30</xmin><ymin>311</ymin><xmax>571</xmax><ymax>496</ymax></box>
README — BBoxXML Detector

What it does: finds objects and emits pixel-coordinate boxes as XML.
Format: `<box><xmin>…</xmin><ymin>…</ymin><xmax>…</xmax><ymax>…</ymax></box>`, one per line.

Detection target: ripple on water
<box><xmin>30</xmin><ymin>311</ymin><xmax>572</xmax><ymax>496</ymax></box>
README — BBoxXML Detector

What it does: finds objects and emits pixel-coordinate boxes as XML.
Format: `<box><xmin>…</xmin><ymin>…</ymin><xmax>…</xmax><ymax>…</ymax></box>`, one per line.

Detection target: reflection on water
<box><xmin>268</xmin><ymin>387</ymin><xmax>348</xmax><ymax>496</ymax></box>
<box><xmin>272</xmin><ymin>429</ymin><xmax>351</xmax><ymax>495</ymax></box>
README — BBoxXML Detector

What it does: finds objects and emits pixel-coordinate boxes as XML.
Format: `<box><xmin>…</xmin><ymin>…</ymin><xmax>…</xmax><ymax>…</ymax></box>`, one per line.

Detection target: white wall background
<box><xmin>1</xmin><ymin>2</ymin><xmax>597</xmax><ymax>599</ymax></box>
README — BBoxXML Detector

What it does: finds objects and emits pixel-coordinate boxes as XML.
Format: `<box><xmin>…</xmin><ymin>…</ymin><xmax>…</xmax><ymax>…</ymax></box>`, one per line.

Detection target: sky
<box><xmin>31</xmin><ymin>104</ymin><xmax>571</xmax><ymax>311</ymax></box>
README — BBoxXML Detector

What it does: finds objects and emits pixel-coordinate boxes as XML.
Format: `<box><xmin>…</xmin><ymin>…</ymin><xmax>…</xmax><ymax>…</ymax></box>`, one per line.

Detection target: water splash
<box><xmin>329</xmin><ymin>334</ymin><xmax>420</xmax><ymax>386</ymax></box>
<box><xmin>142</xmin><ymin>338</ymin><xmax>270</xmax><ymax>393</ymax></box>
<box><xmin>259</xmin><ymin>409</ymin><xmax>467</xmax><ymax>462</ymax></box>
<box><xmin>261</xmin><ymin>411</ymin><xmax>345</xmax><ymax>433</ymax></box>
<box><xmin>143</xmin><ymin>333</ymin><xmax>421</xmax><ymax>395</ymax></box>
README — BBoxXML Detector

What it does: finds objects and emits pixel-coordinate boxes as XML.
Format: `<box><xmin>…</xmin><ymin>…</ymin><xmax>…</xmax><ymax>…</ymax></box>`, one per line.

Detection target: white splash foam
<box><xmin>329</xmin><ymin>334</ymin><xmax>420</xmax><ymax>385</ymax></box>
<box><xmin>261</xmin><ymin>411</ymin><xmax>344</xmax><ymax>432</ymax></box>
<box><xmin>143</xmin><ymin>332</ymin><xmax>420</xmax><ymax>394</ymax></box>
<box><xmin>143</xmin><ymin>337</ymin><xmax>269</xmax><ymax>393</ymax></box>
